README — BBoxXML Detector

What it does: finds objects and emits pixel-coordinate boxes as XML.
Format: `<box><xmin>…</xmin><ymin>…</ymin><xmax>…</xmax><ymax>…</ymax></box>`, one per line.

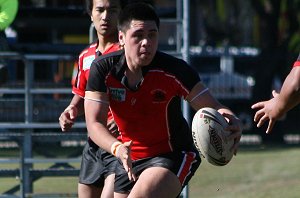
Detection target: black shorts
<box><xmin>79</xmin><ymin>138</ymin><xmax>118</xmax><ymax>187</ymax></box>
<box><xmin>114</xmin><ymin>151</ymin><xmax>201</xmax><ymax>193</ymax></box>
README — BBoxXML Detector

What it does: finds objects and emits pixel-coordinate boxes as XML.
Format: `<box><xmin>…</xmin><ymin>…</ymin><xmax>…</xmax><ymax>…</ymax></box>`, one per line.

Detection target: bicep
<box><xmin>84</xmin><ymin>91</ymin><xmax>109</xmax><ymax>125</ymax></box>
<box><xmin>279</xmin><ymin>67</ymin><xmax>300</xmax><ymax>109</ymax></box>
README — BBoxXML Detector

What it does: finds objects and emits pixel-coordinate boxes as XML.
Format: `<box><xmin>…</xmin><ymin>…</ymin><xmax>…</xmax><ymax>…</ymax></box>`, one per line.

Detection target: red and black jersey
<box><xmin>72</xmin><ymin>41</ymin><xmax>120</xmax><ymax>134</ymax></box>
<box><xmin>293</xmin><ymin>53</ymin><xmax>300</xmax><ymax>67</ymax></box>
<box><xmin>72</xmin><ymin>41</ymin><xmax>120</xmax><ymax>97</ymax></box>
<box><xmin>87</xmin><ymin>50</ymin><xmax>201</xmax><ymax>160</ymax></box>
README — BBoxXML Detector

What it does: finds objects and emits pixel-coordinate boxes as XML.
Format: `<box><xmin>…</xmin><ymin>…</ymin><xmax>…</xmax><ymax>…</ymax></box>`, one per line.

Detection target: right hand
<box><xmin>59</xmin><ymin>105</ymin><xmax>78</xmax><ymax>132</ymax></box>
<box><xmin>116</xmin><ymin>140</ymin><xmax>136</xmax><ymax>181</ymax></box>
<box><xmin>222</xmin><ymin>113</ymin><xmax>243</xmax><ymax>155</ymax></box>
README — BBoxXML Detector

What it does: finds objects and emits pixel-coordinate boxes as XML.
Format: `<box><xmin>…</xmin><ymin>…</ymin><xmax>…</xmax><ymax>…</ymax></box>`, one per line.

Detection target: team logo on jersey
<box><xmin>131</xmin><ymin>98</ymin><xmax>136</xmax><ymax>106</ymax></box>
<box><xmin>151</xmin><ymin>89</ymin><xmax>167</xmax><ymax>103</ymax></box>
<box><xmin>110</xmin><ymin>88</ymin><xmax>126</xmax><ymax>102</ymax></box>
<box><xmin>83</xmin><ymin>55</ymin><xmax>95</xmax><ymax>70</ymax></box>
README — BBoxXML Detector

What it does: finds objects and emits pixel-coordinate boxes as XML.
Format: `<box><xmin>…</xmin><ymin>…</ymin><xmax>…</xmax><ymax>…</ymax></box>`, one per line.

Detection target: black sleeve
<box><xmin>87</xmin><ymin>51</ymin><xmax>123</xmax><ymax>93</ymax></box>
<box><xmin>86</xmin><ymin>58</ymin><xmax>111</xmax><ymax>93</ymax></box>
<box><xmin>154</xmin><ymin>51</ymin><xmax>201</xmax><ymax>92</ymax></box>
<box><xmin>175</xmin><ymin>58</ymin><xmax>201</xmax><ymax>91</ymax></box>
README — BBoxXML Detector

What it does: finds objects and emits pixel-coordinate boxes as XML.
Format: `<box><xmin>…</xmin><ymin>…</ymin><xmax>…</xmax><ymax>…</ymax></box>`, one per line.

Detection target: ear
<box><xmin>90</xmin><ymin>15</ymin><xmax>93</xmax><ymax>22</ymax></box>
<box><xmin>118</xmin><ymin>31</ymin><xmax>125</xmax><ymax>46</ymax></box>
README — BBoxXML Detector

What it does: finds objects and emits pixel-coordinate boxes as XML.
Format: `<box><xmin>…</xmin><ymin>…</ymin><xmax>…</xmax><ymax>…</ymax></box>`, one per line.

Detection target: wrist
<box><xmin>110</xmin><ymin>141</ymin><xmax>122</xmax><ymax>156</ymax></box>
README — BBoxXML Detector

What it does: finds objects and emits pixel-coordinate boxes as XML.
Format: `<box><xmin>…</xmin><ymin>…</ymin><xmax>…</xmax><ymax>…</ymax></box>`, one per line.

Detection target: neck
<box><xmin>97</xmin><ymin>34</ymin><xmax>118</xmax><ymax>53</ymax></box>
<box><xmin>124</xmin><ymin>67</ymin><xmax>143</xmax><ymax>90</ymax></box>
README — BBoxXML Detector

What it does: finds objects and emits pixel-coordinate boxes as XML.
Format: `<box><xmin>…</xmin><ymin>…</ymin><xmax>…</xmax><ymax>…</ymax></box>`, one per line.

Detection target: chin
<box><xmin>140</xmin><ymin>56</ymin><xmax>153</xmax><ymax>65</ymax></box>
<box><xmin>137</xmin><ymin>57</ymin><xmax>149</xmax><ymax>64</ymax></box>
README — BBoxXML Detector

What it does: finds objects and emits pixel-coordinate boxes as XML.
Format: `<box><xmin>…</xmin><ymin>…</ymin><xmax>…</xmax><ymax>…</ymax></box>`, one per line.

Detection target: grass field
<box><xmin>189</xmin><ymin>145</ymin><xmax>300</xmax><ymax>198</ymax></box>
<box><xmin>1</xmin><ymin>145</ymin><xmax>300</xmax><ymax>197</ymax></box>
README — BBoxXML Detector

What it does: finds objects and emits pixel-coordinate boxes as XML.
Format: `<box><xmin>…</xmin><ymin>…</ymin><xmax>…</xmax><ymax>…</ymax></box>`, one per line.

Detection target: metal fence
<box><xmin>0</xmin><ymin>52</ymin><xmax>88</xmax><ymax>198</ymax></box>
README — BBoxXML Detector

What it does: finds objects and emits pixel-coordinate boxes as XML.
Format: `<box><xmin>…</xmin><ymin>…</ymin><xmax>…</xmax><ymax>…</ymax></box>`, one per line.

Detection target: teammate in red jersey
<box><xmin>252</xmin><ymin>53</ymin><xmax>300</xmax><ymax>133</ymax></box>
<box><xmin>85</xmin><ymin>3</ymin><xmax>243</xmax><ymax>197</ymax></box>
<box><xmin>58</xmin><ymin>0</ymin><xmax>124</xmax><ymax>197</ymax></box>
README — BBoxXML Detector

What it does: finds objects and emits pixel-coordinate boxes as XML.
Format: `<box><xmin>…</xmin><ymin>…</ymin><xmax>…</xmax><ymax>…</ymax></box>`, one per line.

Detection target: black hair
<box><xmin>85</xmin><ymin>0</ymin><xmax>128</xmax><ymax>16</ymax></box>
<box><xmin>118</xmin><ymin>2</ymin><xmax>160</xmax><ymax>32</ymax></box>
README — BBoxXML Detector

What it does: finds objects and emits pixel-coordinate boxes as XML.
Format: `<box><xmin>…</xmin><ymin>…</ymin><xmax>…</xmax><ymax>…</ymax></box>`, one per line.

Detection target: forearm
<box><xmin>84</xmin><ymin>96</ymin><xmax>121</xmax><ymax>155</ymax></box>
<box><xmin>88</xmin><ymin>121</ymin><xmax>120</xmax><ymax>154</ymax></box>
<box><xmin>276</xmin><ymin>67</ymin><xmax>300</xmax><ymax>114</ymax></box>
<box><xmin>68</xmin><ymin>94</ymin><xmax>84</xmax><ymax>116</ymax></box>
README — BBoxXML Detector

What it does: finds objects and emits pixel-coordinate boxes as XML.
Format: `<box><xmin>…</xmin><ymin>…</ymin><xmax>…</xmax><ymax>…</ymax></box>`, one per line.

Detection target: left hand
<box><xmin>222</xmin><ymin>113</ymin><xmax>243</xmax><ymax>155</ymax></box>
<box><xmin>251</xmin><ymin>90</ymin><xmax>283</xmax><ymax>133</ymax></box>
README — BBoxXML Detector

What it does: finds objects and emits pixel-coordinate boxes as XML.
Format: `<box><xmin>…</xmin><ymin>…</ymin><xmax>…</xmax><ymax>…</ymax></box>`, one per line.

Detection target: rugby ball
<box><xmin>192</xmin><ymin>107</ymin><xmax>234</xmax><ymax>166</ymax></box>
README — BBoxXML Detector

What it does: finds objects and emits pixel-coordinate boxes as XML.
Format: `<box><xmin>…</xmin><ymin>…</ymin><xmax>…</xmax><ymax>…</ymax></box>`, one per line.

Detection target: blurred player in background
<box><xmin>59</xmin><ymin>0</ymin><xmax>125</xmax><ymax>197</ymax></box>
<box><xmin>252</xmin><ymin>53</ymin><xmax>300</xmax><ymax>134</ymax></box>
<box><xmin>0</xmin><ymin>0</ymin><xmax>18</xmax><ymax>85</ymax></box>
<box><xmin>85</xmin><ymin>3</ymin><xmax>243</xmax><ymax>197</ymax></box>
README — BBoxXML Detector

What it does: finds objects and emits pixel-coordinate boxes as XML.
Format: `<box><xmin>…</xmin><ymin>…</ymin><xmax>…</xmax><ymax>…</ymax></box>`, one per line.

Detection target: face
<box><xmin>119</xmin><ymin>20</ymin><xmax>159</xmax><ymax>68</ymax></box>
<box><xmin>91</xmin><ymin>0</ymin><xmax>120</xmax><ymax>38</ymax></box>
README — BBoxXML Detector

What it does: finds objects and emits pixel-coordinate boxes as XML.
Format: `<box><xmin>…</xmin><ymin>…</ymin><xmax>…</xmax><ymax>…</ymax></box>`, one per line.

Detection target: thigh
<box><xmin>78</xmin><ymin>183</ymin><xmax>102</xmax><ymax>198</ymax></box>
<box><xmin>114</xmin><ymin>151</ymin><xmax>201</xmax><ymax>195</ymax></box>
<box><xmin>101</xmin><ymin>174</ymin><xmax>115</xmax><ymax>198</ymax></box>
<box><xmin>129</xmin><ymin>167</ymin><xmax>181</xmax><ymax>198</ymax></box>
<box><xmin>100</xmin><ymin>150</ymin><xmax>118</xmax><ymax>198</ymax></box>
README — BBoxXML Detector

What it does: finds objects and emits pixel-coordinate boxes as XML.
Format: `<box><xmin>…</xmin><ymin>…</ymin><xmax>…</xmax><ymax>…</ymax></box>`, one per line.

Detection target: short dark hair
<box><xmin>85</xmin><ymin>0</ymin><xmax>128</xmax><ymax>16</ymax></box>
<box><xmin>118</xmin><ymin>2</ymin><xmax>160</xmax><ymax>32</ymax></box>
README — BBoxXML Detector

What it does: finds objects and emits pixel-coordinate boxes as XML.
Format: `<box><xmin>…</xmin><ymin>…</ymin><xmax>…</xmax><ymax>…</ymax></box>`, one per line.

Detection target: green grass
<box><xmin>189</xmin><ymin>145</ymin><xmax>300</xmax><ymax>198</ymax></box>
<box><xmin>1</xmin><ymin>145</ymin><xmax>300</xmax><ymax>197</ymax></box>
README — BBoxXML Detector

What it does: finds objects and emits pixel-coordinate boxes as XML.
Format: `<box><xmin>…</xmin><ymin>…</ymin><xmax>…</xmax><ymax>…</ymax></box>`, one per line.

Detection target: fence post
<box><xmin>20</xmin><ymin>59</ymin><xmax>34</xmax><ymax>196</ymax></box>
<box><xmin>181</xmin><ymin>0</ymin><xmax>190</xmax><ymax>197</ymax></box>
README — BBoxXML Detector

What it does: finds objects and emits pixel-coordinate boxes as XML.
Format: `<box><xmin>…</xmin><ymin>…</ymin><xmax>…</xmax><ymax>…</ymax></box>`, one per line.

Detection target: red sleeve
<box><xmin>72</xmin><ymin>54</ymin><xmax>88</xmax><ymax>97</ymax></box>
<box><xmin>293</xmin><ymin>60</ymin><xmax>300</xmax><ymax>67</ymax></box>
<box><xmin>293</xmin><ymin>53</ymin><xmax>300</xmax><ymax>67</ymax></box>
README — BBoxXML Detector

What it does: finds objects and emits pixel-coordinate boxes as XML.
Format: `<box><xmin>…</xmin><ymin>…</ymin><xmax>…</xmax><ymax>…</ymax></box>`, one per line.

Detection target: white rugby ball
<box><xmin>192</xmin><ymin>107</ymin><xmax>234</xmax><ymax>166</ymax></box>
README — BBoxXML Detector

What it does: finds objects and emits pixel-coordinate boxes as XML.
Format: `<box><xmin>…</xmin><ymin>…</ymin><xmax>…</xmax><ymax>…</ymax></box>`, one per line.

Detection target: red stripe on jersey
<box><xmin>177</xmin><ymin>152</ymin><xmax>197</xmax><ymax>185</ymax></box>
<box><xmin>293</xmin><ymin>60</ymin><xmax>300</xmax><ymax>67</ymax></box>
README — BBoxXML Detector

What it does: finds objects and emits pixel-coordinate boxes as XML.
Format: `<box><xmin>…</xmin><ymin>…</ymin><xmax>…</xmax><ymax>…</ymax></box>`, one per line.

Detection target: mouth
<box><xmin>100</xmin><ymin>24</ymin><xmax>109</xmax><ymax>29</ymax></box>
<box><xmin>140</xmin><ymin>51</ymin><xmax>150</xmax><ymax>56</ymax></box>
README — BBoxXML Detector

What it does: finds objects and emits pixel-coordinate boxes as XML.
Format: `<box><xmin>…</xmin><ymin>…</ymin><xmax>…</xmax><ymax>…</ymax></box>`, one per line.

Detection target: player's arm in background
<box><xmin>186</xmin><ymin>81</ymin><xmax>243</xmax><ymax>155</ymax></box>
<box><xmin>251</xmin><ymin>58</ymin><xmax>300</xmax><ymax>133</ymax></box>
<box><xmin>59</xmin><ymin>58</ymin><xmax>85</xmax><ymax>131</ymax></box>
<box><xmin>59</xmin><ymin>94</ymin><xmax>84</xmax><ymax>131</ymax></box>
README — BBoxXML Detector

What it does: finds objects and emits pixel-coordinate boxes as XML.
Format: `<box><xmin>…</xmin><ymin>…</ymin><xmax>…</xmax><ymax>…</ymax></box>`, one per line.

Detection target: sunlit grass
<box><xmin>1</xmin><ymin>145</ymin><xmax>300</xmax><ymax>197</ymax></box>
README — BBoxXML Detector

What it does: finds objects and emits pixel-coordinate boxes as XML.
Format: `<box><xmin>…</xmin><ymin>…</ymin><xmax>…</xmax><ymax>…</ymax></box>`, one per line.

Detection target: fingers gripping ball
<box><xmin>192</xmin><ymin>107</ymin><xmax>234</xmax><ymax>166</ymax></box>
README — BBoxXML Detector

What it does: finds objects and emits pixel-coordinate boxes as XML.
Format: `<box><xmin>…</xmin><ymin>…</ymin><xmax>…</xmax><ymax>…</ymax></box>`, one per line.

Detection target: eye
<box><xmin>133</xmin><ymin>33</ymin><xmax>143</xmax><ymax>40</ymax></box>
<box><xmin>148</xmin><ymin>32</ymin><xmax>157</xmax><ymax>39</ymax></box>
<box><xmin>96</xmin><ymin>7</ymin><xmax>105</xmax><ymax>13</ymax></box>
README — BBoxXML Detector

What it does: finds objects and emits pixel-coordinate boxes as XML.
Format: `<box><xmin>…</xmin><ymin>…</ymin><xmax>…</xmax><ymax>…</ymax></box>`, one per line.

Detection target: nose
<box><xmin>101</xmin><ymin>10</ymin><xmax>108</xmax><ymax>21</ymax></box>
<box><xmin>141</xmin><ymin>37</ymin><xmax>150</xmax><ymax>47</ymax></box>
